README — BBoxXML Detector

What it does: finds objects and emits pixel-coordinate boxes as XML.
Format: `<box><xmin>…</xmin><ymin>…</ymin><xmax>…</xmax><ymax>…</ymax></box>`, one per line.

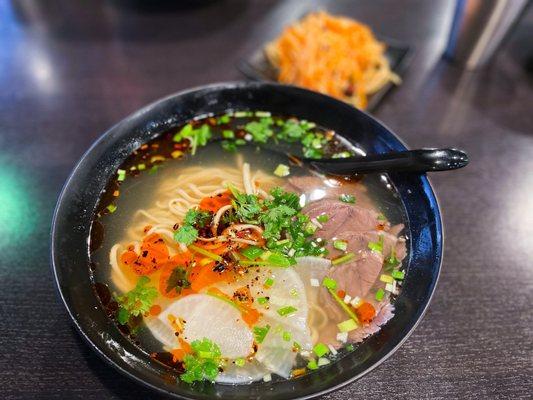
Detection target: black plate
<box><xmin>51</xmin><ymin>81</ymin><xmax>442</xmax><ymax>400</ymax></box>
<box><xmin>237</xmin><ymin>38</ymin><xmax>411</xmax><ymax>113</ymax></box>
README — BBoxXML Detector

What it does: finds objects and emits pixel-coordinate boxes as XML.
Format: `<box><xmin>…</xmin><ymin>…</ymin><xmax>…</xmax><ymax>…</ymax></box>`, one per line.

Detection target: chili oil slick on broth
<box><xmin>90</xmin><ymin>112</ymin><xmax>408</xmax><ymax>385</ymax></box>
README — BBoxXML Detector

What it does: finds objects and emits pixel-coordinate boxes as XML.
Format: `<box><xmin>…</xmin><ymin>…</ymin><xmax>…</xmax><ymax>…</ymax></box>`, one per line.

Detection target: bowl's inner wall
<box><xmin>52</xmin><ymin>82</ymin><xmax>441</xmax><ymax>400</ymax></box>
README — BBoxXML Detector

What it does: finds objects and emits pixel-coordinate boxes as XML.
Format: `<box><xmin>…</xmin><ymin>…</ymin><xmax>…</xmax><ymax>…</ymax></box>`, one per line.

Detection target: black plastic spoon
<box><xmin>306</xmin><ymin>148</ymin><xmax>469</xmax><ymax>175</ymax></box>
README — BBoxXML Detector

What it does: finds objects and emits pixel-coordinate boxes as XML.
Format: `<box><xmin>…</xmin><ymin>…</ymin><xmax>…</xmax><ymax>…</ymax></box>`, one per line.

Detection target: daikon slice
<box><xmin>153</xmin><ymin>294</ymin><xmax>253</xmax><ymax>358</ymax></box>
<box><xmin>217</xmin><ymin>359</ymin><xmax>269</xmax><ymax>384</ymax></box>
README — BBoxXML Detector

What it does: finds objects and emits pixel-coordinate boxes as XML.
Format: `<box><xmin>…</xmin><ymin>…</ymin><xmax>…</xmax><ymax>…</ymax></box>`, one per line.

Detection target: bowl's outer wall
<box><xmin>51</xmin><ymin>82</ymin><xmax>442</xmax><ymax>400</ymax></box>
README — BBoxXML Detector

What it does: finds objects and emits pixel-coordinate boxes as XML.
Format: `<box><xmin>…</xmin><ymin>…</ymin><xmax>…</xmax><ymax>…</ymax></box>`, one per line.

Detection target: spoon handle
<box><xmin>309</xmin><ymin>148</ymin><xmax>469</xmax><ymax>175</ymax></box>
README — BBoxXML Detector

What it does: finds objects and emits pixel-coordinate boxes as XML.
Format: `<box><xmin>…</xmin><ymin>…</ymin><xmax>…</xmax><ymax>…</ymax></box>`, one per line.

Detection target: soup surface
<box><xmin>90</xmin><ymin>111</ymin><xmax>408</xmax><ymax>384</ymax></box>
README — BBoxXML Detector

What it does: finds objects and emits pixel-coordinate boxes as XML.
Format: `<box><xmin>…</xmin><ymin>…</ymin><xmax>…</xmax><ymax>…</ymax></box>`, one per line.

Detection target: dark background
<box><xmin>1</xmin><ymin>0</ymin><xmax>532</xmax><ymax>399</ymax></box>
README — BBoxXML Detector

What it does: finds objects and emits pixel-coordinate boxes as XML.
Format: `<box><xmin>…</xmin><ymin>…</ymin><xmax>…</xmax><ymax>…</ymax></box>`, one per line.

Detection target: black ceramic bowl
<box><xmin>51</xmin><ymin>82</ymin><xmax>442</xmax><ymax>400</ymax></box>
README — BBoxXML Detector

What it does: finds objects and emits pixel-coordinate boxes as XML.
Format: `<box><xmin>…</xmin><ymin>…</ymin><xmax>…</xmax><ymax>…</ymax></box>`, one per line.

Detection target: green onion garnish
<box><xmin>313</xmin><ymin>343</ymin><xmax>329</xmax><ymax>357</ymax></box>
<box><xmin>273</xmin><ymin>164</ymin><xmax>290</xmax><ymax>177</ymax></box>
<box><xmin>379</xmin><ymin>274</ymin><xmax>394</xmax><ymax>284</ymax></box>
<box><xmin>332</xmin><ymin>252</ymin><xmax>355</xmax><ymax>265</ymax></box>
<box><xmin>339</xmin><ymin>194</ymin><xmax>356</xmax><ymax>203</ymax></box>
<box><xmin>346</xmin><ymin>344</ymin><xmax>354</xmax><ymax>352</ymax></box>
<box><xmin>282</xmin><ymin>331</ymin><xmax>292</xmax><ymax>342</ymax></box>
<box><xmin>257</xmin><ymin>297</ymin><xmax>269</xmax><ymax>305</ymax></box>
<box><xmin>316</xmin><ymin>214</ymin><xmax>329</xmax><ymax>223</ymax></box>
<box><xmin>322</xmin><ymin>277</ymin><xmax>338</xmax><ymax>290</ymax></box>
<box><xmin>327</xmin><ymin>288</ymin><xmax>360</xmax><ymax>325</ymax></box>
<box><xmin>188</xmin><ymin>244</ymin><xmax>223</xmax><ymax>262</ymax></box>
<box><xmin>391</xmin><ymin>270</ymin><xmax>405</xmax><ymax>280</ymax></box>
<box><xmin>137</xmin><ymin>163</ymin><xmax>146</xmax><ymax>171</ymax></box>
<box><xmin>222</xmin><ymin>130</ymin><xmax>234</xmax><ymax>139</ymax></box>
<box><xmin>264</xmin><ymin>278</ymin><xmax>274</xmax><ymax>288</ymax></box>
<box><xmin>277</xmin><ymin>306</ymin><xmax>297</xmax><ymax>316</ymax></box>
<box><xmin>107</xmin><ymin>204</ymin><xmax>117</xmax><ymax>213</ymax></box>
<box><xmin>337</xmin><ymin>319</ymin><xmax>358</xmax><ymax>333</ymax></box>
<box><xmin>368</xmin><ymin>235</ymin><xmax>384</xmax><ymax>253</ymax></box>
<box><xmin>333</xmin><ymin>240</ymin><xmax>348</xmax><ymax>251</ymax></box>
<box><xmin>255</xmin><ymin>111</ymin><xmax>271</xmax><ymax>117</ymax></box>
<box><xmin>233</xmin><ymin>111</ymin><xmax>248</xmax><ymax>118</ymax></box>
<box><xmin>307</xmin><ymin>359</ymin><xmax>318</xmax><ymax>370</ymax></box>
<box><xmin>235</xmin><ymin>358</ymin><xmax>245</xmax><ymax>367</ymax></box>
<box><xmin>375</xmin><ymin>288</ymin><xmax>385</xmax><ymax>301</ymax></box>
<box><xmin>240</xmin><ymin>246</ymin><xmax>264</xmax><ymax>260</ymax></box>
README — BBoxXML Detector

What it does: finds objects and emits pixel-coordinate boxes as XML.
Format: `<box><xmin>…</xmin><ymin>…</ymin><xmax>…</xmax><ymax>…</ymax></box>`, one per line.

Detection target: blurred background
<box><xmin>0</xmin><ymin>0</ymin><xmax>531</xmax><ymax>399</ymax></box>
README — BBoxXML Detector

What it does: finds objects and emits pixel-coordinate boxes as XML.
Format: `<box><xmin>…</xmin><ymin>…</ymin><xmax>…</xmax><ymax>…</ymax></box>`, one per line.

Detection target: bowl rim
<box><xmin>50</xmin><ymin>81</ymin><xmax>443</xmax><ymax>399</ymax></box>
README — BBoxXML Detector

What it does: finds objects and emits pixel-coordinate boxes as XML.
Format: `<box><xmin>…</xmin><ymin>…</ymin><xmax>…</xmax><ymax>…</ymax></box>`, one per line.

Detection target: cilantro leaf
<box><xmin>266</xmin><ymin>187</ymin><xmax>301</xmax><ymax>210</ymax></box>
<box><xmin>184</xmin><ymin>209</ymin><xmax>212</xmax><ymax>228</ymax></box>
<box><xmin>166</xmin><ymin>267</ymin><xmax>191</xmax><ymax>294</ymax></box>
<box><xmin>253</xmin><ymin>325</ymin><xmax>271</xmax><ymax>344</ymax></box>
<box><xmin>115</xmin><ymin>276</ymin><xmax>158</xmax><ymax>323</ymax></box>
<box><xmin>180</xmin><ymin>338</ymin><xmax>222</xmax><ymax>383</ymax></box>
<box><xmin>228</xmin><ymin>185</ymin><xmax>262</xmax><ymax>223</ymax></box>
<box><xmin>260</xmin><ymin>204</ymin><xmax>297</xmax><ymax>240</ymax></box>
<box><xmin>174</xmin><ymin>225</ymin><xmax>198</xmax><ymax>245</ymax></box>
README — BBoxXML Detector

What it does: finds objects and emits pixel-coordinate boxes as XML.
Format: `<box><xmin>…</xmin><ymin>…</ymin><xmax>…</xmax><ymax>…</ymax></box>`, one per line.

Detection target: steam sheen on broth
<box><xmin>90</xmin><ymin>112</ymin><xmax>407</xmax><ymax>384</ymax></box>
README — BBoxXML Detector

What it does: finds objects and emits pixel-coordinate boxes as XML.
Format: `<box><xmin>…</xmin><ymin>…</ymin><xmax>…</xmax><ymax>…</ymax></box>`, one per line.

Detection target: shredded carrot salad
<box><xmin>265</xmin><ymin>11</ymin><xmax>401</xmax><ymax>110</ymax></box>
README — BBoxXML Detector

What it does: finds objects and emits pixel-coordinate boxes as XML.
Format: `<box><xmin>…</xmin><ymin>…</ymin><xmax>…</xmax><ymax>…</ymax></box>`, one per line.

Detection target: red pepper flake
<box><xmin>337</xmin><ymin>289</ymin><xmax>346</xmax><ymax>298</ymax></box>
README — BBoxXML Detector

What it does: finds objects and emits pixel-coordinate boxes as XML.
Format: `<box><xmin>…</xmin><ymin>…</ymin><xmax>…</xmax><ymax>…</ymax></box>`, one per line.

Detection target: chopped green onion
<box><xmin>333</xmin><ymin>240</ymin><xmax>348</xmax><ymax>251</ymax></box>
<box><xmin>384</xmin><ymin>249</ymin><xmax>400</xmax><ymax>271</ymax></box>
<box><xmin>257</xmin><ymin>297</ymin><xmax>269</xmax><ymax>305</ymax></box>
<box><xmin>375</xmin><ymin>288</ymin><xmax>385</xmax><ymax>301</ymax></box>
<box><xmin>217</xmin><ymin>115</ymin><xmax>231</xmax><ymax>124</ymax></box>
<box><xmin>377</xmin><ymin>213</ymin><xmax>387</xmax><ymax>221</ymax></box>
<box><xmin>240</xmin><ymin>246</ymin><xmax>264</xmax><ymax>260</ymax></box>
<box><xmin>392</xmin><ymin>270</ymin><xmax>405</xmax><ymax>280</ymax></box>
<box><xmin>255</xmin><ymin>111</ymin><xmax>271</xmax><ymax>117</ymax></box>
<box><xmin>313</xmin><ymin>343</ymin><xmax>329</xmax><ymax>357</ymax></box>
<box><xmin>277</xmin><ymin>306</ymin><xmax>297</xmax><ymax>316</ymax></box>
<box><xmin>148</xmin><ymin>165</ymin><xmax>159</xmax><ymax>175</ymax></box>
<box><xmin>233</xmin><ymin>111</ymin><xmax>248</xmax><ymax>118</ymax></box>
<box><xmin>332</xmin><ymin>252</ymin><xmax>355</xmax><ymax>265</ymax></box>
<box><xmin>368</xmin><ymin>235</ymin><xmax>384</xmax><ymax>253</ymax></box>
<box><xmin>273</xmin><ymin>164</ymin><xmax>290</xmax><ymax>177</ymax></box>
<box><xmin>337</xmin><ymin>319</ymin><xmax>358</xmax><ymax>333</ymax></box>
<box><xmin>235</xmin><ymin>358</ymin><xmax>245</xmax><ymax>367</ymax></box>
<box><xmin>346</xmin><ymin>344</ymin><xmax>354</xmax><ymax>352</ymax></box>
<box><xmin>304</xmin><ymin>221</ymin><xmax>318</xmax><ymax>234</ymax></box>
<box><xmin>316</xmin><ymin>214</ymin><xmax>329</xmax><ymax>223</ymax></box>
<box><xmin>379</xmin><ymin>274</ymin><xmax>394</xmax><ymax>283</ymax></box>
<box><xmin>339</xmin><ymin>194</ymin><xmax>356</xmax><ymax>204</ymax></box>
<box><xmin>322</xmin><ymin>277</ymin><xmax>338</xmax><ymax>290</ymax></box>
<box><xmin>264</xmin><ymin>278</ymin><xmax>274</xmax><ymax>288</ymax></box>
<box><xmin>282</xmin><ymin>331</ymin><xmax>292</xmax><ymax>342</ymax></box>
<box><xmin>327</xmin><ymin>288</ymin><xmax>360</xmax><ymax>325</ymax></box>
<box><xmin>293</xmin><ymin>341</ymin><xmax>301</xmax><ymax>351</ymax></box>
<box><xmin>307</xmin><ymin>359</ymin><xmax>318</xmax><ymax>370</ymax></box>
<box><xmin>107</xmin><ymin>204</ymin><xmax>117</xmax><ymax>213</ymax></box>
<box><xmin>332</xmin><ymin>151</ymin><xmax>352</xmax><ymax>158</ymax></box>
<box><xmin>117</xmin><ymin>171</ymin><xmax>126</xmax><ymax>181</ymax></box>
<box><xmin>189</xmin><ymin>244</ymin><xmax>223</xmax><ymax>262</ymax></box>
<box><xmin>235</xmin><ymin>138</ymin><xmax>246</xmax><ymax>145</ymax></box>
<box><xmin>137</xmin><ymin>163</ymin><xmax>146</xmax><ymax>171</ymax></box>
<box><xmin>289</xmin><ymin>288</ymin><xmax>299</xmax><ymax>298</ymax></box>
<box><xmin>317</xmin><ymin>357</ymin><xmax>330</xmax><ymax>366</ymax></box>
<box><xmin>222</xmin><ymin>130</ymin><xmax>234</xmax><ymax>139</ymax></box>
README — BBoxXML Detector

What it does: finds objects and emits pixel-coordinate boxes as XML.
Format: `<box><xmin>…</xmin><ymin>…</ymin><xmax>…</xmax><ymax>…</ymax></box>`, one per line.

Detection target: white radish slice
<box><xmin>154</xmin><ymin>294</ymin><xmax>253</xmax><ymax>358</ymax></box>
<box><xmin>217</xmin><ymin>359</ymin><xmax>269</xmax><ymax>384</ymax></box>
<box><xmin>144</xmin><ymin>317</ymin><xmax>179</xmax><ymax>349</ymax></box>
<box><xmin>293</xmin><ymin>256</ymin><xmax>332</xmax><ymax>303</ymax></box>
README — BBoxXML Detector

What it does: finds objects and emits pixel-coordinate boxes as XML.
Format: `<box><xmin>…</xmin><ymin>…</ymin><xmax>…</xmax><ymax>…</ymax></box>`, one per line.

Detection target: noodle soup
<box><xmin>90</xmin><ymin>112</ymin><xmax>408</xmax><ymax>384</ymax></box>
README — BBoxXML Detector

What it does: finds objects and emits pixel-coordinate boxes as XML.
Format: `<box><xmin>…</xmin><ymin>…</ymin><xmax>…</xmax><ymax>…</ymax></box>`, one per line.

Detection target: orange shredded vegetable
<box><xmin>265</xmin><ymin>11</ymin><xmax>400</xmax><ymax>110</ymax></box>
<box><xmin>120</xmin><ymin>233</ymin><xmax>169</xmax><ymax>275</ymax></box>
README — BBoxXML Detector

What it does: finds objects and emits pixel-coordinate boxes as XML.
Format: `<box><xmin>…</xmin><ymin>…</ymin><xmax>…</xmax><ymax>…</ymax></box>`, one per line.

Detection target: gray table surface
<box><xmin>1</xmin><ymin>0</ymin><xmax>532</xmax><ymax>399</ymax></box>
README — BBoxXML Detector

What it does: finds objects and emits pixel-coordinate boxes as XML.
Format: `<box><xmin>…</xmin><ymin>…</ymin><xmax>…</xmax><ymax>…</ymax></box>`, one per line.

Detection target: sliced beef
<box><xmin>348</xmin><ymin>302</ymin><xmax>395</xmax><ymax>343</ymax></box>
<box><xmin>304</xmin><ymin>199</ymin><xmax>381</xmax><ymax>239</ymax></box>
<box><xmin>334</xmin><ymin>229</ymin><xmax>407</xmax><ymax>261</ymax></box>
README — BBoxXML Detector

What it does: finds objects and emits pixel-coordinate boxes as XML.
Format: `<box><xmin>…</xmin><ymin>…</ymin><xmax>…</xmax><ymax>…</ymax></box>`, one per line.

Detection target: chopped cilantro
<box><xmin>184</xmin><ymin>209</ymin><xmax>211</xmax><ymax>228</ymax></box>
<box><xmin>174</xmin><ymin>225</ymin><xmax>198</xmax><ymax>245</ymax></box>
<box><xmin>115</xmin><ymin>276</ymin><xmax>158</xmax><ymax>324</ymax></box>
<box><xmin>253</xmin><ymin>325</ymin><xmax>271</xmax><ymax>343</ymax></box>
<box><xmin>180</xmin><ymin>338</ymin><xmax>222</xmax><ymax>383</ymax></box>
